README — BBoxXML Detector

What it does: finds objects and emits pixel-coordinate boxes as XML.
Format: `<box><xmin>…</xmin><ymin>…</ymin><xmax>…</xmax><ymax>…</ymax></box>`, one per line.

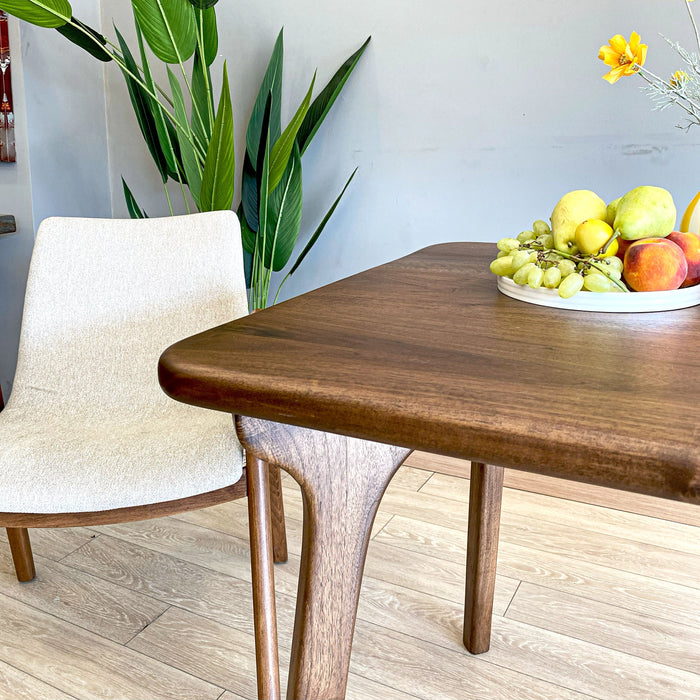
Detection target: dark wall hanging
<box><xmin>0</xmin><ymin>10</ymin><xmax>15</xmax><ymax>163</ymax></box>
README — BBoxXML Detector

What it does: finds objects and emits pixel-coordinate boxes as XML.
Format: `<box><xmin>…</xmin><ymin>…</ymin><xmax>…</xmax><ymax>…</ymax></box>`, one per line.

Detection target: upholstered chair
<box><xmin>0</xmin><ymin>212</ymin><xmax>284</xmax><ymax>698</ymax></box>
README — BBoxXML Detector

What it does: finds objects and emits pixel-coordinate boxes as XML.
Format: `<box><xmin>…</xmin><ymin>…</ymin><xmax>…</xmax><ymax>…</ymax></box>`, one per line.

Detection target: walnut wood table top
<box><xmin>159</xmin><ymin>242</ymin><xmax>700</xmax><ymax>504</ymax></box>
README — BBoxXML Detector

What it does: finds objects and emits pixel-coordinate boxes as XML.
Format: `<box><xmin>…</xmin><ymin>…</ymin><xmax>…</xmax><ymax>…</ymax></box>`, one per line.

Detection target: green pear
<box><xmin>551</xmin><ymin>190</ymin><xmax>607</xmax><ymax>252</ymax></box>
<box><xmin>605</xmin><ymin>197</ymin><xmax>621</xmax><ymax>226</ymax></box>
<box><xmin>614</xmin><ymin>186</ymin><xmax>676</xmax><ymax>240</ymax></box>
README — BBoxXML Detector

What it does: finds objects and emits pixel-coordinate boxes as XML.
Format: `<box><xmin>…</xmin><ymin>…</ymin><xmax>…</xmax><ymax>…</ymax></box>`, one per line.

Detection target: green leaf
<box><xmin>269</xmin><ymin>72</ymin><xmax>314</xmax><ymax>192</ymax></box>
<box><xmin>197</xmin><ymin>6</ymin><xmax>217</xmax><ymax>65</ymax></box>
<box><xmin>200</xmin><ymin>62</ymin><xmax>234</xmax><ymax>211</ymax></box>
<box><xmin>136</xmin><ymin>22</ymin><xmax>179</xmax><ymax>179</ymax></box>
<box><xmin>131</xmin><ymin>0</ymin><xmax>196</xmax><ymax>64</ymax></box>
<box><xmin>187</xmin><ymin>0</ymin><xmax>217</xmax><ymax>8</ymax></box>
<box><xmin>255</xmin><ymin>91</ymin><xmax>273</xmax><ymax>270</ymax></box>
<box><xmin>265</xmin><ymin>141</ymin><xmax>303</xmax><ymax>271</ymax></box>
<box><xmin>168</xmin><ymin>68</ymin><xmax>202</xmax><ymax>206</ymax></box>
<box><xmin>114</xmin><ymin>25</ymin><xmax>169</xmax><ymax>183</ymax></box>
<box><xmin>296</xmin><ymin>36</ymin><xmax>370</xmax><ymax>155</ymax></box>
<box><xmin>239</xmin><ymin>205</ymin><xmax>256</xmax><ymax>256</ymax></box>
<box><xmin>241</xmin><ymin>152</ymin><xmax>259</xmax><ymax>234</ymax></box>
<box><xmin>0</xmin><ymin>0</ymin><xmax>71</xmax><ymax>28</ymax></box>
<box><xmin>191</xmin><ymin>47</ymin><xmax>213</xmax><ymax>146</ymax></box>
<box><xmin>288</xmin><ymin>168</ymin><xmax>357</xmax><ymax>275</ymax></box>
<box><xmin>246</xmin><ymin>28</ymin><xmax>283</xmax><ymax>165</ymax></box>
<box><xmin>55</xmin><ymin>16</ymin><xmax>112</xmax><ymax>61</ymax></box>
<box><xmin>122</xmin><ymin>177</ymin><xmax>148</xmax><ymax>218</ymax></box>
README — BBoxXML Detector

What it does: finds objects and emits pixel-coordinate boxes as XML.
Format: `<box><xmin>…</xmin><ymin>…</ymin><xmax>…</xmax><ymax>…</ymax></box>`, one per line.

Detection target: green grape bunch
<box><xmin>490</xmin><ymin>220</ymin><xmax>628</xmax><ymax>299</ymax></box>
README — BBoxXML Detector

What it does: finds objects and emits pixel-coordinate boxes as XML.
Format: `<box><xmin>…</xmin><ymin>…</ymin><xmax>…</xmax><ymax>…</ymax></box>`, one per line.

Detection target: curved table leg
<box><xmin>463</xmin><ymin>461</ymin><xmax>504</xmax><ymax>654</ymax></box>
<box><xmin>237</xmin><ymin>416</ymin><xmax>411</xmax><ymax>700</ymax></box>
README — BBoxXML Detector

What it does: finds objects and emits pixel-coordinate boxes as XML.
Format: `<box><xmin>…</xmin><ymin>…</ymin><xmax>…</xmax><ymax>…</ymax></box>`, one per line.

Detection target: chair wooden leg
<box><xmin>463</xmin><ymin>462</ymin><xmax>504</xmax><ymax>654</ymax></box>
<box><xmin>6</xmin><ymin>527</ymin><xmax>36</xmax><ymax>582</ymax></box>
<box><xmin>267</xmin><ymin>462</ymin><xmax>288</xmax><ymax>563</ymax></box>
<box><xmin>246</xmin><ymin>454</ymin><xmax>281</xmax><ymax>700</ymax></box>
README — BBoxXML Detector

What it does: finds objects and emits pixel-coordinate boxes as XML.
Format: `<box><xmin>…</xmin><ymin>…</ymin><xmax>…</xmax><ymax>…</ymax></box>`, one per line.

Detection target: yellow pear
<box><xmin>551</xmin><ymin>190</ymin><xmax>607</xmax><ymax>253</ymax></box>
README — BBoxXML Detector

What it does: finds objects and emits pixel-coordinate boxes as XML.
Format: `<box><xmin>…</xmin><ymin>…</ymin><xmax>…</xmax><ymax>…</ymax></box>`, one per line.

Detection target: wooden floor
<box><xmin>1</xmin><ymin>453</ymin><xmax>699</xmax><ymax>700</ymax></box>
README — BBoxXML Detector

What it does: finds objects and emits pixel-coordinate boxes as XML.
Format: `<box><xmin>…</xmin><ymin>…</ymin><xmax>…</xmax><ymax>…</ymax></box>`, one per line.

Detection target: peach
<box><xmin>623</xmin><ymin>238</ymin><xmax>688</xmax><ymax>292</ymax></box>
<box><xmin>666</xmin><ymin>231</ymin><xmax>700</xmax><ymax>287</ymax></box>
<box><xmin>615</xmin><ymin>237</ymin><xmax>632</xmax><ymax>262</ymax></box>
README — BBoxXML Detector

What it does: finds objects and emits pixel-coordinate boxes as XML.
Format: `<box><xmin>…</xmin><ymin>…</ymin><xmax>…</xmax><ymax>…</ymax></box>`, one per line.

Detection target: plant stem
<box><xmin>686</xmin><ymin>0</ymin><xmax>700</xmax><ymax>57</ymax></box>
<box><xmin>163</xmin><ymin>181</ymin><xmax>174</xmax><ymax>216</ymax></box>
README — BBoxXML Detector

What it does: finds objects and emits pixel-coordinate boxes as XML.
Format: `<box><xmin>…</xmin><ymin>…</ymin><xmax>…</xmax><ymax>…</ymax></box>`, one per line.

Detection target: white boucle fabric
<box><xmin>0</xmin><ymin>212</ymin><xmax>248</xmax><ymax>513</ymax></box>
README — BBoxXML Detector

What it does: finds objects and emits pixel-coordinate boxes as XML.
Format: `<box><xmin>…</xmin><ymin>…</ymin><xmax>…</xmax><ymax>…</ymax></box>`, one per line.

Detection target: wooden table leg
<box><xmin>246</xmin><ymin>454</ymin><xmax>281</xmax><ymax>700</ymax></box>
<box><xmin>237</xmin><ymin>416</ymin><xmax>411</xmax><ymax>700</ymax></box>
<box><xmin>463</xmin><ymin>462</ymin><xmax>504</xmax><ymax>654</ymax></box>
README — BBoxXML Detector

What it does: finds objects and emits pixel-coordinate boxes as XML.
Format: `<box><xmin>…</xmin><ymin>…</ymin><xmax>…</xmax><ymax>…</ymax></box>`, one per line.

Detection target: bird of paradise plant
<box><xmin>598</xmin><ymin>0</ymin><xmax>700</xmax><ymax>131</ymax></box>
<box><xmin>0</xmin><ymin>0</ymin><xmax>369</xmax><ymax>309</ymax></box>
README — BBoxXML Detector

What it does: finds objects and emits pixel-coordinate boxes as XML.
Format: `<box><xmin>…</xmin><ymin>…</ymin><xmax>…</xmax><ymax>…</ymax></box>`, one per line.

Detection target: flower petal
<box><xmin>609</xmin><ymin>34</ymin><xmax>628</xmax><ymax>53</ymax></box>
<box><xmin>603</xmin><ymin>65</ymin><xmax>627</xmax><ymax>84</ymax></box>
<box><xmin>629</xmin><ymin>31</ymin><xmax>641</xmax><ymax>52</ymax></box>
<box><xmin>599</xmin><ymin>45</ymin><xmax>621</xmax><ymax>65</ymax></box>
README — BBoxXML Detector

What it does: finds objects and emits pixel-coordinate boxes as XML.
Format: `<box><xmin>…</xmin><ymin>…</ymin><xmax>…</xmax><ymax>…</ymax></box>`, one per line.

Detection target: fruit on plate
<box><xmin>666</xmin><ymin>231</ymin><xmax>700</xmax><ymax>287</ymax></box>
<box><xmin>489</xmin><ymin>223</ymin><xmax>628</xmax><ymax>300</ymax></box>
<box><xmin>574</xmin><ymin>219</ymin><xmax>619</xmax><ymax>257</ymax></box>
<box><xmin>605</xmin><ymin>196</ymin><xmax>621</xmax><ymax>226</ymax></box>
<box><xmin>680</xmin><ymin>191</ymin><xmax>700</xmax><ymax>234</ymax></box>
<box><xmin>614</xmin><ymin>186</ymin><xmax>676</xmax><ymax>240</ymax></box>
<box><xmin>623</xmin><ymin>238</ymin><xmax>688</xmax><ymax>292</ymax></box>
<box><xmin>551</xmin><ymin>190</ymin><xmax>607</xmax><ymax>253</ymax></box>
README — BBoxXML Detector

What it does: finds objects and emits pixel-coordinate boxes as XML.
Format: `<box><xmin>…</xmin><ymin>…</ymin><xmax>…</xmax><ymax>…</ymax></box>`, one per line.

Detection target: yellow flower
<box><xmin>598</xmin><ymin>32</ymin><xmax>647</xmax><ymax>84</ymax></box>
<box><xmin>670</xmin><ymin>70</ymin><xmax>689</xmax><ymax>88</ymax></box>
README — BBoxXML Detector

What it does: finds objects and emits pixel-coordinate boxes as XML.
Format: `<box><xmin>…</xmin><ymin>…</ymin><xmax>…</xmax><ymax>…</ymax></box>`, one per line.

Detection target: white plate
<box><xmin>497</xmin><ymin>276</ymin><xmax>700</xmax><ymax>313</ymax></box>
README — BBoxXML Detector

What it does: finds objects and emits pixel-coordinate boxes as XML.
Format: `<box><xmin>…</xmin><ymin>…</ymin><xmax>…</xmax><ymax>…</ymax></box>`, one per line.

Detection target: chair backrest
<box><xmin>7</xmin><ymin>212</ymin><xmax>248</xmax><ymax>416</ymax></box>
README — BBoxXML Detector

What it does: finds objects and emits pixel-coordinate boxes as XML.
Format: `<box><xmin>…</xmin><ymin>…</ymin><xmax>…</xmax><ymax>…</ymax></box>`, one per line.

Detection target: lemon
<box><xmin>574</xmin><ymin>219</ymin><xmax>618</xmax><ymax>257</ymax></box>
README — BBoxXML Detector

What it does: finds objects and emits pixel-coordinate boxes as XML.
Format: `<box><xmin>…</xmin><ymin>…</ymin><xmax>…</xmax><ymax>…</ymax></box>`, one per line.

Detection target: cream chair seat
<box><xmin>0</xmin><ymin>212</ymin><xmax>283</xmax><ymax>699</ymax></box>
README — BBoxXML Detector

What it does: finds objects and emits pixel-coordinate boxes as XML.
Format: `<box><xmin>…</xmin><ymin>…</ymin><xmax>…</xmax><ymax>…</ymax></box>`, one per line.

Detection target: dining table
<box><xmin>158</xmin><ymin>241</ymin><xmax>700</xmax><ymax>700</ymax></box>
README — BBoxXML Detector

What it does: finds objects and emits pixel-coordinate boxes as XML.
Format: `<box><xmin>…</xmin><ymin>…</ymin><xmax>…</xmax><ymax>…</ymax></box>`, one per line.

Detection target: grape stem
<box><xmin>601</xmin><ymin>230</ymin><xmax>621</xmax><ymax>256</ymax></box>
<box><xmin>527</xmin><ymin>243</ymin><xmax>630</xmax><ymax>292</ymax></box>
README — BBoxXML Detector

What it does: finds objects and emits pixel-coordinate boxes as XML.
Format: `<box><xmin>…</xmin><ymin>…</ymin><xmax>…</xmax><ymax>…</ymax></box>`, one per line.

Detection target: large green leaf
<box><xmin>265</xmin><ymin>142</ymin><xmax>303</xmax><ymax>271</ymax></box>
<box><xmin>122</xmin><ymin>177</ymin><xmax>148</xmax><ymax>219</ymax></box>
<box><xmin>246</xmin><ymin>28</ymin><xmax>283</xmax><ymax>165</ymax></box>
<box><xmin>191</xmin><ymin>47</ymin><xmax>213</xmax><ymax>147</ymax></box>
<box><xmin>197</xmin><ymin>5</ymin><xmax>217</xmax><ymax>65</ymax></box>
<box><xmin>268</xmin><ymin>73</ymin><xmax>314</xmax><ymax>192</ymax></box>
<box><xmin>168</xmin><ymin>68</ymin><xmax>202</xmax><ymax>206</ymax></box>
<box><xmin>288</xmin><ymin>168</ymin><xmax>356</xmax><ymax>275</ymax></box>
<box><xmin>0</xmin><ymin>0</ymin><xmax>70</xmax><ymax>27</ymax></box>
<box><xmin>296</xmin><ymin>36</ymin><xmax>370</xmax><ymax>155</ymax></box>
<box><xmin>239</xmin><ymin>205</ymin><xmax>256</xmax><ymax>255</ymax></box>
<box><xmin>131</xmin><ymin>0</ymin><xmax>196</xmax><ymax>64</ymax></box>
<box><xmin>200</xmin><ymin>62</ymin><xmax>234</xmax><ymax>211</ymax></box>
<box><xmin>254</xmin><ymin>91</ymin><xmax>273</xmax><ymax>282</ymax></box>
<box><xmin>115</xmin><ymin>26</ymin><xmax>169</xmax><ymax>183</ymax></box>
<box><xmin>136</xmin><ymin>22</ymin><xmax>179</xmax><ymax>180</ymax></box>
<box><xmin>55</xmin><ymin>16</ymin><xmax>112</xmax><ymax>61</ymax></box>
<box><xmin>241</xmin><ymin>152</ymin><xmax>259</xmax><ymax>234</ymax></box>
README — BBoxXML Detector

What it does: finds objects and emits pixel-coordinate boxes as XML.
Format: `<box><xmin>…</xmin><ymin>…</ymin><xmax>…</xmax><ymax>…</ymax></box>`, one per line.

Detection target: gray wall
<box><xmin>0</xmin><ymin>1</ymin><xmax>112</xmax><ymax>395</ymax></box>
<box><xmin>102</xmin><ymin>0</ymin><xmax>700</xmax><ymax>303</ymax></box>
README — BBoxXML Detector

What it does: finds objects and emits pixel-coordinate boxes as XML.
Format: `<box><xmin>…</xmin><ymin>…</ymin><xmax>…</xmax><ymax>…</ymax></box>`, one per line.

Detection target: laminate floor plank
<box><xmin>0</xmin><ymin>594</ymin><xmax>221</xmax><ymax>700</ymax></box>
<box><xmin>375</xmin><ymin>514</ymin><xmax>700</xmax><ymax>628</ymax></box>
<box><xmin>93</xmin><ymin>517</ymin><xmax>301</xmax><ymax>598</ymax></box>
<box><xmin>0</xmin><ymin>551</ymin><xmax>168</xmax><ymax>643</ymax></box>
<box><xmin>350</xmin><ymin>619</ymin><xmax>593</xmax><ymax>700</ymax></box>
<box><xmin>62</xmin><ymin>535</ymin><xmax>276</xmax><ymax>639</ymax></box>
<box><xmin>0</xmin><ymin>527</ymin><xmax>98</xmax><ymax>562</ymax></box>
<box><xmin>506</xmin><ymin>581</ymin><xmax>700</xmax><ymax>674</ymax></box>
<box><xmin>378</xmin><ymin>508</ymin><xmax>700</xmax><ymax>590</ymax></box>
<box><xmin>421</xmin><ymin>472</ymin><xmax>700</xmax><ymax>554</ymax></box>
<box><xmin>0</xmin><ymin>660</ymin><xmax>77</xmax><ymax>700</ymax></box>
